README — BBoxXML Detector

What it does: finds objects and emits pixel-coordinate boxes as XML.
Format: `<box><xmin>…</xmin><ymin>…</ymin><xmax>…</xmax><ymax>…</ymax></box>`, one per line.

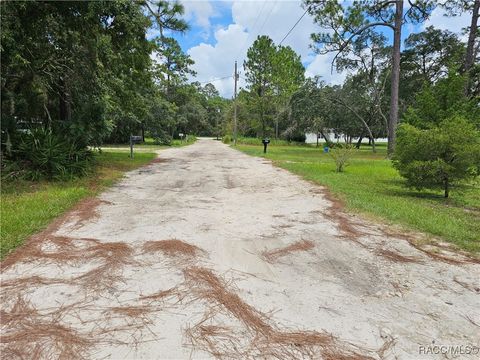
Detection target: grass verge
<box><xmin>100</xmin><ymin>136</ymin><xmax>197</xmax><ymax>152</ymax></box>
<box><xmin>236</xmin><ymin>143</ymin><xmax>480</xmax><ymax>253</ymax></box>
<box><xmin>0</xmin><ymin>151</ymin><xmax>156</xmax><ymax>259</ymax></box>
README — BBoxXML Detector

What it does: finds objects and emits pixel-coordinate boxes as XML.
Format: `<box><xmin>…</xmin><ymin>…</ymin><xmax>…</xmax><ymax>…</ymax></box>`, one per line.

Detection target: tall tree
<box><xmin>243</xmin><ymin>36</ymin><xmax>304</xmax><ymax>138</ymax></box>
<box><xmin>305</xmin><ymin>0</ymin><xmax>434</xmax><ymax>156</ymax></box>
<box><xmin>272</xmin><ymin>45</ymin><xmax>305</xmax><ymax>138</ymax></box>
<box><xmin>464</xmin><ymin>0</ymin><xmax>480</xmax><ymax>78</ymax></box>
<box><xmin>1</xmin><ymin>0</ymin><xmax>153</xmax><ymax>145</ymax></box>
<box><xmin>440</xmin><ymin>0</ymin><xmax>480</xmax><ymax>94</ymax></box>
<box><xmin>403</xmin><ymin>27</ymin><xmax>464</xmax><ymax>82</ymax></box>
<box><xmin>143</xmin><ymin>0</ymin><xmax>188</xmax><ymax>40</ymax></box>
<box><xmin>243</xmin><ymin>35</ymin><xmax>277</xmax><ymax>137</ymax></box>
<box><xmin>153</xmin><ymin>37</ymin><xmax>196</xmax><ymax>98</ymax></box>
<box><xmin>400</xmin><ymin>26</ymin><xmax>465</xmax><ymax>108</ymax></box>
<box><xmin>289</xmin><ymin>78</ymin><xmax>334</xmax><ymax>145</ymax></box>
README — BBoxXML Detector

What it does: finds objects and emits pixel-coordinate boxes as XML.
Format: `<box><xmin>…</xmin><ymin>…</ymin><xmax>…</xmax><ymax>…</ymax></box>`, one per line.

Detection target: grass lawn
<box><xmin>236</xmin><ymin>143</ymin><xmax>480</xmax><ymax>253</ymax></box>
<box><xmin>100</xmin><ymin>136</ymin><xmax>196</xmax><ymax>152</ymax></box>
<box><xmin>0</xmin><ymin>151</ymin><xmax>156</xmax><ymax>259</ymax></box>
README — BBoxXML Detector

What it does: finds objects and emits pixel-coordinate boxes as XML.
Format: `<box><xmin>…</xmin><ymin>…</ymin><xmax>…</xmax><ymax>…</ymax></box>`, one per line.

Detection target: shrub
<box><xmin>285</xmin><ymin>132</ymin><xmax>306</xmax><ymax>143</ymax></box>
<box><xmin>153</xmin><ymin>131</ymin><xmax>172</xmax><ymax>145</ymax></box>
<box><xmin>12</xmin><ymin>128</ymin><xmax>93</xmax><ymax>180</ymax></box>
<box><xmin>329</xmin><ymin>144</ymin><xmax>355</xmax><ymax>172</ymax></box>
<box><xmin>222</xmin><ymin>135</ymin><xmax>232</xmax><ymax>144</ymax></box>
<box><xmin>393</xmin><ymin>116</ymin><xmax>480</xmax><ymax>198</ymax></box>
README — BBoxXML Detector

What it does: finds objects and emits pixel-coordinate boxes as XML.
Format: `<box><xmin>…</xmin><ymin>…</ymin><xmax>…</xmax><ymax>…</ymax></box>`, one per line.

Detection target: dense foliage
<box><xmin>2</xmin><ymin>0</ymin><xmax>479</xmax><ymax>194</ymax></box>
<box><xmin>0</xmin><ymin>0</ymin><xmax>226</xmax><ymax>179</ymax></box>
<box><xmin>241</xmin><ymin>35</ymin><xmax>305</xmax><ymax>139</ymax></box>
<box><xmin>394</xmin><ymin>117</ymin><xmax>480</xmax><ymax>197</ymax></box>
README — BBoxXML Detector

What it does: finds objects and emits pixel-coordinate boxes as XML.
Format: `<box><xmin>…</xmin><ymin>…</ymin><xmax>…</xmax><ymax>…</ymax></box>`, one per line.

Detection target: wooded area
<box><xmin>1</xmin><ymin>0</ymin><xmax>479</xmax><ymax>194</ymax></box>
<box><xmin>1</xmin><ymin>0</ymin><xmax>226</xmax><ymax>179</ymax></box>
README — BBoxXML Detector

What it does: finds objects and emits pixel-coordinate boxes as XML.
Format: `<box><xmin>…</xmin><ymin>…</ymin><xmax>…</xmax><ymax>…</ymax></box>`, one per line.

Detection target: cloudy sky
<box><xmin>165</xmin><ymin>0</ymin><xmax>471</xmax><ymax>98</ymax></box>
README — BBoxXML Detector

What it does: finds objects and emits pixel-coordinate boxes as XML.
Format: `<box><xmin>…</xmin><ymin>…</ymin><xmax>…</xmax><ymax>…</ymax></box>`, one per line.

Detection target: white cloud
<box><xmin>423</xmin><ymin>6</ymin><xmax>471</xmax><ymax>40</ymax></box>
<box><xmin>186</xmin><ymin>0</ymin><xmax>347</xmax><ymax>97</ymax></box>
<box><xmin>305</xmin><ymin>53</ymin><xmax>347</xmax><ymax>85</ymax></box>
<box><xmin>171</xmin><ymin>1</ymin><xmax>476</xmax><ymax>97</ymax></box>
<box><xmin>183</xmin><ymin>0</ymin><xmax>217</xmax><ymax>29</ymax></box>
<box><xmin>231</xmin><ymin>0</ymin><xmax>315</xmax><ymax>62</ymax></box>
<box><xmin>188</xmin><ymin>24</ymin><xmax>248</xmax><ymax>98</ymax></box>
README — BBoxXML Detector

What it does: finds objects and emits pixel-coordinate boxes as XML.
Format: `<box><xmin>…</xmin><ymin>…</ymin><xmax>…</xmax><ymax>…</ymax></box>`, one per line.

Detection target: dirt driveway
<box><xmin>1</xmin><ymin>138</ymin><xmax>479</xmax><ymax>359</ymax></box>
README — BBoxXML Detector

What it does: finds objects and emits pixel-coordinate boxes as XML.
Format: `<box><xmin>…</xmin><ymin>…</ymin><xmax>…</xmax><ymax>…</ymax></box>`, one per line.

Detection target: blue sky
<box><xmin>152</xmin><ymin>1</ymin><xmax>472</xmax><ymax>98</ymax></box>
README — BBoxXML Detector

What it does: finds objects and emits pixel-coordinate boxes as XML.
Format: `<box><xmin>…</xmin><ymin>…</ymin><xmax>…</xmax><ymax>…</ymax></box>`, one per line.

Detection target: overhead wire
<box><xmin>196</xmin><ymin>76</ymin><xmax>232</xmax><ymax>85</ymax></box>
<box><xmin>256</xmin><ymin>0</ymin><xmax>277</xmax><ymax>39</ymax></box>
<box><xmin>194</xmin><ymin>1</ymin><xmax>309</xmax><ymax>96</ymax></box>
<box><xmin>234</xmin><ymin>0</ymin><xmax>274</xmax><ymax>62</ymax></box>
<box><xmin>233</xmin><ymin>3</ymin><xmax>268</xmax><ymax>62</ymax></box>
<box><xmin>279</xmin><ymin>8</ymin><xmax>308</xmax><ymax>46</ymax></box>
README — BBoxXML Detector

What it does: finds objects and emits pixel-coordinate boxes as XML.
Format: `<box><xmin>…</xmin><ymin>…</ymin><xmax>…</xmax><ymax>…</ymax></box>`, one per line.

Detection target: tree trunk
<box><xmin>370</xmin><ymin>137</ymin><xmax>376</xmax><ymax>153</ymax></box>
<box><xmin>332</xmin><ymin>98</ymin><xmax>376</xmax><ymax>153</ymax></box>
<box><xmin>320</xmin><ymin>130</ymin><xmax>332</xmax><ymax>147</ymax></box>
<box><xmin>444</xmin><ymin>178</ymin><xmax>449</xmax><ymax>198</ymax></box>
<box><xmin>387</xmin><ymin>0</ymin><xmax>403</xmax><ymax>157</ymax></box>
<box><xmin>59</xmin><ymin>77</ymin><xmax>71</xmax><ymax>122</ymax></box>
<box><xmin>316</xmin><ymin>133</ymin><xmax>319</xmax><ymax>147</ymax></box>
<box><xmin>463</xmin><ymin>0</ymin><xmax>479</xmax><ymax>94</ymax></box>
<box><xmin>356</xmin><ymin>135</ymin><xmax>364</xmax><ymax>149</ymax></box>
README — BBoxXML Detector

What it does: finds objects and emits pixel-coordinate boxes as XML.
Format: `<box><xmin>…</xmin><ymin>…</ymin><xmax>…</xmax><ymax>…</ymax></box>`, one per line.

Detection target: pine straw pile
<box><xmin>140</xmin><ymin>287</ymin><xmax>182</xmax><ymax>303</ymax></box>
<box><xmin>183</xmin><ymin>267</ymin><xmax>374</xmax><ymax>359</ymax></box>
<box><xmin>2</xmin><ymin>236</ymin><xmax>83</xmax><ymax>269</ymax></box>
<box><xmin>143</xmin><ymin>239</ymin><xmax>205</xmax><ymax>260</ymax></box>
<box><xmin>110</xmin><ymin>305</ymin><xmax>154</xmax><ymax>319</ymax></box>
<box><xmin>70</xmin><ymin>198</ymin><xmax>111</xmax><ymax>229</ymax></box>
<box><xmin>75</xmin><ymin>241</ymin><xmax>134</xmax><ymax>292</ymax></box>
<box><xmin>381</xmin><ymin>229</ymin><xmax>480</xmax><ymax>265</ymax></box>
<box><xmin>375</xmin><ymin>249</ymin><xmax>422</xmax><ymax>264</ymax></box>
<box><xmin>262</xmin><ymin>240</ymin><xmax>315</xmax><ymax>263</ymax></box>
<box><xmin>1</xmin><ymin>195</ymin><xmax>111</xmax><ymax>271</ymax></box>
<box><xmin>0</xmin><ymin>296</ymin><xmax>91</xmax><ymax>360</ymax></box>
<box><xmin>0</xmin><ymin>295</ymin><xmax>166</xmax><ymax>359</ymax></box>
<box><xmin>312</xmin><ymin>190</ymin><xmax>366</xmax><ymax>240</ymax></box>
<box><xmin>1</xmin><ymin>236</ymin><xmax>135</xmax><ymax>295</ymax></box>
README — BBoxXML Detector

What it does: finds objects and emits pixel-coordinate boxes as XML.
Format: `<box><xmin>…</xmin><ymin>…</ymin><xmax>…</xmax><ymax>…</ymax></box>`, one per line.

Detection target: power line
<box><xmin>196</xmin><ymin>76</ymin><xmax>232</xmax><ymax>85</ymax></box>
<box><xmin>279</xmin><ymin>8</ymin><xmax>308</xmax><ymax>46</ymax></box>
<box><xmin>233</xmin><ymin>0</ymin><xmax>269</xmax><ymax>62</ymax></box>
<box><xmin>256</xmin><ymin>1</ymin><xmax>277</xmax><ymax>38</ymax></box>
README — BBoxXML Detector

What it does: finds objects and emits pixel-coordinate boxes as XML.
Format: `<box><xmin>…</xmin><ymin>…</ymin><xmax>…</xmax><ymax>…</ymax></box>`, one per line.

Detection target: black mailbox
<box><xmin>130</xmin><ymin>135</ymin><xmax>143</xmax><ymax>143</ymax></box>
<box><xmin>129</xmin><ymin>135</ymin><xmax>143</xmax><ymax>159</ymax></box>
<box><xmin>262</xmin><ymin>138</ymin><xmax>270</xmax><ymax>153</ymax></box>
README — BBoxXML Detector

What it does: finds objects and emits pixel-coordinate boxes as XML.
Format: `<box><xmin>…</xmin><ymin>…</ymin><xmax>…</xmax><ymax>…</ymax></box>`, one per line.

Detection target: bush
<box><xmin>329</xmin><ymin>144</ymin><xmax>355</xmax><ymax>172</ymax></box>
<box><xmin>153</xmin><ymin>131</ymin><xmax>173</xmax><ymax>145</ymax></box>
<box><xmin>393</xmin><ymin>116</ymin><xmax>480</xmax><ymax>198</ymax></box>
<box><xmin>222</xmin><ymin>135</ymin><xmax>232</xmax><ymax>144</ymax></box>
<box><xmin>8</xmin><ymin>128</ymin><xmax>93</xmax><ymax>180</ymax></box>
<box><xmin>285</xmin><ymin>133</ymin><xmax>306</xmax><ymax>143</ymax></box>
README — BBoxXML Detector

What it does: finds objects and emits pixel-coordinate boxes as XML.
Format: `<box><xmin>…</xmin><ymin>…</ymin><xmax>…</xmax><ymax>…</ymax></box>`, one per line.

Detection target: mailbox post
<box><xmin>129</xmin><ymin>135</ymin><xmax>143</xmax><ymax>159</ymax></box>
<box><xmin>262</xmin><ymin>138</ymin><xmax>270</xmax><ymax>153</ymax></box>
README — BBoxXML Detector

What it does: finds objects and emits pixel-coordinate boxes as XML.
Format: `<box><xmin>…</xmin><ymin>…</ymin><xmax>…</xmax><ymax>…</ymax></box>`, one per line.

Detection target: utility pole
<box><xmin>233</xmin><ymin>61</ymin><xmax>238</xmax><ymax>146</ymax></box>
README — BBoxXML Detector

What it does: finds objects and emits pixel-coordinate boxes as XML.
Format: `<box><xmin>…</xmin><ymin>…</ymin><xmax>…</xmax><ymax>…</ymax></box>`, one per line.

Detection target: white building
<box><xmin>305</xmin><ymin>132</ymin><xmax>387</xmax><ymax>144</ymax></box>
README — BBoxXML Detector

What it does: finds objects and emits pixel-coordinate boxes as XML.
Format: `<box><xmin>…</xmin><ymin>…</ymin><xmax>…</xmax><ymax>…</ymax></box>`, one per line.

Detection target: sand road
<box><xmin>1</xmin><ymin>138</ymin><xmax>479</xmax><ymax>359</ymax></box>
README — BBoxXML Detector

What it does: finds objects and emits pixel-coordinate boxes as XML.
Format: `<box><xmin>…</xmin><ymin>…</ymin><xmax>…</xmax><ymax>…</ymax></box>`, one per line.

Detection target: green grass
<box><xmin>233</xmin><ymin>136</ymin><xmax>307</xmax><ymax>146</ymax></box>
<box><xmin>0</xmin><ymin>151</ymin><xmax>156</xmax><ymax>259</ymax></box>
<box><xmin>100</xmin><ymin>136</ymin><xmax>197</xmax><ymax>151</ymax></box>
<box><xmin>236</xmin><ymin>143</ymin><xmax>480</xmax><ymax>253</ymax></box>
